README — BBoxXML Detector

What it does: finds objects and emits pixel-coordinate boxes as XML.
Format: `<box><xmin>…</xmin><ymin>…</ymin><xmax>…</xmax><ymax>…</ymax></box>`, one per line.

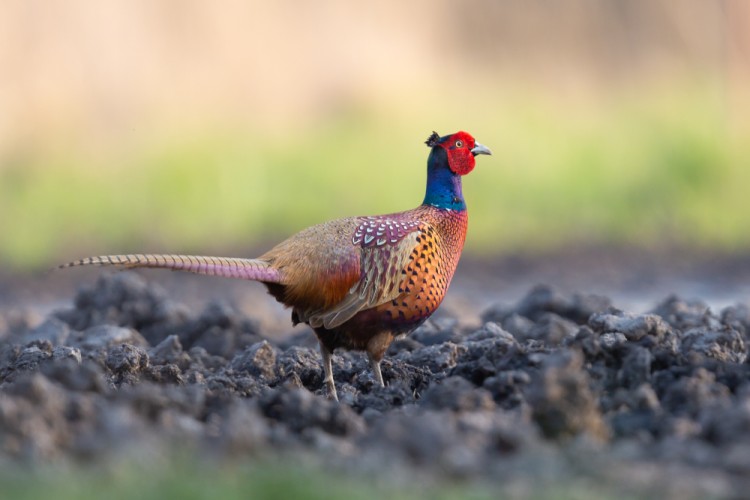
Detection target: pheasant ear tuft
<box><xmin>425</xmin><ymin>131</ymin><xmax>441</xmax><ymax>148</ymax></box>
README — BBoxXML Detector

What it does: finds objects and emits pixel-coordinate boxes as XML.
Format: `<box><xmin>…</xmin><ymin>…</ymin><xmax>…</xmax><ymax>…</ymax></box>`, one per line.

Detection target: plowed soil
<box><xmin>1</xmin><ymin>250</ymin><xmax>750</xmax><ymax>497</ymax></box>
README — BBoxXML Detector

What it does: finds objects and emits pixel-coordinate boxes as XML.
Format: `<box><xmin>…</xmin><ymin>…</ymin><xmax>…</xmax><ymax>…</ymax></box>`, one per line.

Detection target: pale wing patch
<box><xmin>352</xmin><ymin>217</ymin><xmax>421</xmax><ymax>247</ymax></box>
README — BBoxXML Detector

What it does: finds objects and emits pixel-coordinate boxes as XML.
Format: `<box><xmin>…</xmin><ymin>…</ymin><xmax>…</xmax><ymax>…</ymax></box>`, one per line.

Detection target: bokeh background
<box><xmin>1</xmin><ymin>0</ymin><xmax>750</xmax><ymax>269</ymax></box>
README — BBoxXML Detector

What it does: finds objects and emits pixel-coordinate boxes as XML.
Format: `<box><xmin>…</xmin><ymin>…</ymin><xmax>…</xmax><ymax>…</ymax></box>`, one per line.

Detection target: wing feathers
<box><xmin>307</xmin><ymin>230</ymin><xmax>420</xmax><ymax>329</ymax></box>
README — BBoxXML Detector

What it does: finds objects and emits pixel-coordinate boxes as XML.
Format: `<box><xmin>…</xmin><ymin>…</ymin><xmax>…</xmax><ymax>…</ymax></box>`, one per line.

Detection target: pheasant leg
<box><xmin>319</xmin><ymin>342</ymin><xmax>338</xmax><ymax>402</ymax></box>
<box><xmin>368</xmin><ymin>353</ymin><xmax>385</xmax><ymax>387</ymax></box>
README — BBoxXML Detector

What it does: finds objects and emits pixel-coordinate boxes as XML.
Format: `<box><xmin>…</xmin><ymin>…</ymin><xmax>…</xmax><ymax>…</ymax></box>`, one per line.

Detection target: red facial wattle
<box><xmin>440</xmin><ymin>131</ymin><xmax>477</xmax><ymax>176</ymax></box>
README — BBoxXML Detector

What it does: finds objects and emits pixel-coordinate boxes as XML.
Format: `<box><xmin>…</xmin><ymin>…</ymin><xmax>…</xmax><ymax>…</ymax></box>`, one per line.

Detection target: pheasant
<box><xmin>61</xmin><ymin>131</ymin><xmax>491</xmax><ymax>400</ymax></box>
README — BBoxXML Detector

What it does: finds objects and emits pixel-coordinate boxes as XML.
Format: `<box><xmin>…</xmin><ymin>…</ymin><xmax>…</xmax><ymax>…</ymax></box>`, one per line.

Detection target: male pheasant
<box><xmin>61</xmin><ymin>131</ymin><xmax>491</xmax><ymax>400</ymax></box>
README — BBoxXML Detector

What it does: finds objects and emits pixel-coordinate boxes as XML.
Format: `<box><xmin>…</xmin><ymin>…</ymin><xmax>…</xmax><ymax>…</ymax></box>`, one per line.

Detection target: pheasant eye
<box><xmin>455</xmin><ymin>140</ymin><xmax>463</xmax><ymax>148</ymax></box>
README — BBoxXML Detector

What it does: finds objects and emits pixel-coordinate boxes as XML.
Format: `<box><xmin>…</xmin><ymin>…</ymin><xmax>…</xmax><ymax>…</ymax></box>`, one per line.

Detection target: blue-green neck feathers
<box><xmin>422</xmin><ymin>147</ymin><xmax>466</xmax><ymax>211</ymax></box>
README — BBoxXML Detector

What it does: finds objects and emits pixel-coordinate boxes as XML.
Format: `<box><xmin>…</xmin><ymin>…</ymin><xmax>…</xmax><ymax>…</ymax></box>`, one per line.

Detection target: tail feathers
<box><xmin>59</xmin><ymin>254</ymin><xmax>282</xmax><ymax>283</ymax></box>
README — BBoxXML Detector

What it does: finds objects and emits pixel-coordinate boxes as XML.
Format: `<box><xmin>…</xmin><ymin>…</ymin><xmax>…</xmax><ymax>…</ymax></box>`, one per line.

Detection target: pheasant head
<box><xmin>425</xmin><ymin>130</ymin><xmax>492</xmax><ymax>175</ymax></box>
<box><xmin>423</xmin><ymin>130</ymin><xmax>491</xmax><ymax>210</ymax></box>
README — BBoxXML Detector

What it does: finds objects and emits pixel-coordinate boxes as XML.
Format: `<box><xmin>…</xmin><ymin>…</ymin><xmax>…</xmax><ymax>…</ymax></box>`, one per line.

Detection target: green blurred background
<box><xmin>1</xmin><ymin>1</ymin><xmax>749</xmax><ymax>269</ymax></box>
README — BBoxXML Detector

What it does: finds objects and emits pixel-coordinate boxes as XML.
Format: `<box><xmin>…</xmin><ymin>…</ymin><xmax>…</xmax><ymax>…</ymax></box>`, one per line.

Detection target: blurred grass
<box><xmin>0</xmin><ymin>459</ymin><xmax>487</xmax><ymax>500</ymax></box>
<box><xmin>0</xmin><ymin>455</ymin><xmax>639</xmax><ymax>500</ymax></box>
<box><xmin>1</xmin><ymin>82</ymin><xmax>748</xmax><ymax>269</ymax></box>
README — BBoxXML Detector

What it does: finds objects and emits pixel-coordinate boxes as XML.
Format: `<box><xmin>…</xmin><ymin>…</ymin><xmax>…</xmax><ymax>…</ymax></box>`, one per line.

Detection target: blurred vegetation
<box><xmin>1</xmin><ymin>1</ymin><xmax>749</xmax><ymax>269</ymax></box>
<box><xmin>0</xmin><ymin>455</ymin><xmax>638</xmax><ymax>500</ymax></box>
<box><xmin>2</xmin><ymin>81</ymin><xmax>748</xmax><ymax>269</ymax></box>
<box><xmin>1</xmin><ymin>459</ymin><xmax>482</xmax><ymax>500</ymax></box>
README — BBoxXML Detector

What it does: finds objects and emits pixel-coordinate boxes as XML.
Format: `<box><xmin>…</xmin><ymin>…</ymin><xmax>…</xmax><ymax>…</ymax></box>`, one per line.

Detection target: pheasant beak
<box><xmin>471</xmin><ymin>142</ymin><xmax>492</xmax><ymax>156</ymax></box>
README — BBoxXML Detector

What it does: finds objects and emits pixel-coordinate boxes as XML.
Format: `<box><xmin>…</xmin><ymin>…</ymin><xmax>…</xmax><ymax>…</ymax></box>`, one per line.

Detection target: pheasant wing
<box><xmin>309</xmin><ymin>216</ymin><xmax>423</xmax><ymax>329</ymax></box>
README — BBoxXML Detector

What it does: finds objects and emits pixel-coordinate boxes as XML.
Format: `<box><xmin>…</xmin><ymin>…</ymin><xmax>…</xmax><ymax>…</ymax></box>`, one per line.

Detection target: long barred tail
<box><xmin>59</xmin><ymin>254</ymin><xmax>282</xmax><ymax>283</ymax></box>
